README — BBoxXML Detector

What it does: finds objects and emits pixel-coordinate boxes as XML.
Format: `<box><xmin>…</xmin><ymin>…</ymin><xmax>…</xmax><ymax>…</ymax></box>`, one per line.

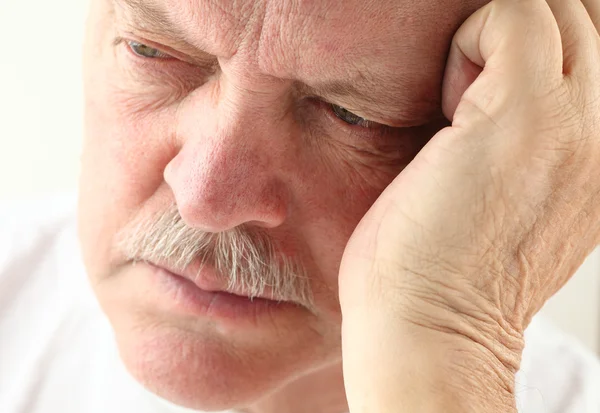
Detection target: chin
<box><xmin>117</xmin><ymin>327</ymin><xmax>278</xmax><ymax>410</ymax></box>
<box><xmin>89</xmin><ymin>260</ymin><xmax>341</xmax><ymax>410</ymax></box>
<box><xmin>109</xmin><ymin>308</ymin><xmax>333</xmax><ymax>411</ymax></box>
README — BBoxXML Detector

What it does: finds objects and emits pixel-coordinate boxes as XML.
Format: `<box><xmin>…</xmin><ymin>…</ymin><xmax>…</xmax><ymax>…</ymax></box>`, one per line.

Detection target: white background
<box><xmin>1</xmin><ymin>0</ymin><xmax>598</xmax><ymax>353</ymax></box>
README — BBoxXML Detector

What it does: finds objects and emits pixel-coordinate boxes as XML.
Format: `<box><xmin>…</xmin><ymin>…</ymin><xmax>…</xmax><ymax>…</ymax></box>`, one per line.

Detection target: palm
<box><xmin>338</xmin><ymin>1</ymin><xmax>600</xmax><ymax>411</ymax></box>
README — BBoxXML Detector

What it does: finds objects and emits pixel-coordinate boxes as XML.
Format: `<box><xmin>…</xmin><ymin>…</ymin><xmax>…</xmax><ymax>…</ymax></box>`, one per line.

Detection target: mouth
<box><xmin>132</xmin><ymin>260</ymin><xmax>304</xmax><ymax>325</ymax></box>
<box><xmin>153</xmin><ymin>259</ymin><xmax>281</xmax><ymax>302</ymax></box>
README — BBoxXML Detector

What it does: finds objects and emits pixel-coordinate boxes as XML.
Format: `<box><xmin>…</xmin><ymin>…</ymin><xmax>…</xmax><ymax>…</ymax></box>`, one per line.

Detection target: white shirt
<box><xmin>0</xmin><ymin>196</ymin><xmax>599</xmax><ymax>413</ymax></box>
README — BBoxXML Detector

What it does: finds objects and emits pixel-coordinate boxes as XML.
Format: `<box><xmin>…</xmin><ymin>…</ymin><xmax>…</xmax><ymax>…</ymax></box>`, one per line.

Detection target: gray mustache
<box><xmin>116</xmin><ymin>206</ymin><xmax>313</xmax><ymax>306</ymax></box>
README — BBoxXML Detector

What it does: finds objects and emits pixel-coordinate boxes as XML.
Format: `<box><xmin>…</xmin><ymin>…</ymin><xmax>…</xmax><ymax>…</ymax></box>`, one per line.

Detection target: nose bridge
<box><xmin>194</xmin><ymin>76</ymin><xmax>289</xmax><ymax>192</ymax></box>
<box><xmin>165</xmin><ymin>76</ymin><xmax>293</xmax><ymax>232</ymax></box>
<box><xmin>187</xmin><ymin>72</ymin><xmax>291</xmax><ymax>160</ymax></box>
<box><xmin>219</xmin><ymin>72</ymin><xmax>292</xmax><ymax>133</ymax></box>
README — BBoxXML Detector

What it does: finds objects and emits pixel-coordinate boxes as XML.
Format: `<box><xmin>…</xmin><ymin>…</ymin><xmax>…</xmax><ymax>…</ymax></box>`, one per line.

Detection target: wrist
<box><xmin>342</xmin><ymin>297</ymin><xmax>525</xmax><ymax>413</ymax></box>
<box><xmin>396</xmin><ymin>328</ymin><xmax>518</xmax><ymax>413</ymax></box>
<box><xmin>344</xmin><ymin>321</ymin><xmax>520</xmax><ymax>413</ymax></box>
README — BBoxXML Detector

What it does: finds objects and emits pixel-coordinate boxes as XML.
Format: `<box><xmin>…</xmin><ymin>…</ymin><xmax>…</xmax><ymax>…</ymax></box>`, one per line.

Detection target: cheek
<box><xmin>290</xmin><ymin>135</ymin><xmax>409</xmax><ymax>319</ymax></box>
<box><xmin>79</xmin><ymin>59</ymin><xmax>179</xmax><ymax>277</ymax></box>
<box><xmin>81</xmin><ymin>18</ymin><xmax>183</xmax><ymax>209</ymax></box>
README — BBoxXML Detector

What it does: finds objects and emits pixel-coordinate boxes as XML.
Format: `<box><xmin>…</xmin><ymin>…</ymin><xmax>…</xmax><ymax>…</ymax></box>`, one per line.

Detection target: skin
<box><xmin>80</xmin><ymin>0</ymin><xmax>486</xmax><ymax>411</ymax></box>
<box><xmin>79</xmin><ymin>0</ymin><xmax>600</xmax><ymax>412</ymax></box>
<box><xmin>340</xmin><ymin>0</ymin><xmax>600</xmax><ymax>412</ymax></box>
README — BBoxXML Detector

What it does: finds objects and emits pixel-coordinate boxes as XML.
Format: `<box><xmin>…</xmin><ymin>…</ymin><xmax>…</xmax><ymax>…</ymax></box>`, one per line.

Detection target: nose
<box><xmin>164</xmin><ymin>81</ymin><xmax>292</xmax><ymax>233</ymax></box>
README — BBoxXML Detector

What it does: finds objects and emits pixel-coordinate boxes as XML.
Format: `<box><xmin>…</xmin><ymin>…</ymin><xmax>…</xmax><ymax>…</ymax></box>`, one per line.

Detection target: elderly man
<box><xmin>2</xmin><ymin>0</ymin><xmax>600</xmax><ymax>412</ymax></box>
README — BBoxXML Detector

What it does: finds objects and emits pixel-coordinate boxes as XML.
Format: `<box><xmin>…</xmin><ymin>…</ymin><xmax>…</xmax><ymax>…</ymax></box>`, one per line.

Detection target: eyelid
<box><xmin>129</xmin><ymin>41</ymin><xmax>173</xmax><ymax>59</ymax></box>
<box><xmin>301</xmin><ymin>92</ymin><xmax>394</xmax><ymax>129</ymax></box>
<box><xmin>310</xmin><ymin>98</ymin><xmax>395</xmax><ymax>141</ymax></box>
<box><xmin>322</xmin><ymin>100</ymin><xmax>386</xmax><ymax>129</ymax></box>
<box><xmin>114</xmin><ymin>35</ymin><xmax>194</xmax><ymax>63</ymax></box>
<box><xmin>114</xmin><ymin>38</ymin><xmax>160</xmax><ymax>60</ymax></box>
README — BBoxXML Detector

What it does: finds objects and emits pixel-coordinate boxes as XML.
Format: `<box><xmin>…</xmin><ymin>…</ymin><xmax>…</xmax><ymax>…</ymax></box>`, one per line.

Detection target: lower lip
<box><xmin>145</xmin><ymin>264</ymin><xmax>301</xmax><ymax>324</ymax></box>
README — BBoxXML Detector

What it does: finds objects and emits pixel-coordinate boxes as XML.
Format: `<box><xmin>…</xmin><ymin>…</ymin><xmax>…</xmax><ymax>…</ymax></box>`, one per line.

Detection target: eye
<box><xmin>127</xmin><ymin>41</ymin><xmax>172</xmax><ymax>59</ymax></box>
<box><xmin>331</xmin><ymin>104</ymin><xmax>367</xmax><ymax>126</ymax></box>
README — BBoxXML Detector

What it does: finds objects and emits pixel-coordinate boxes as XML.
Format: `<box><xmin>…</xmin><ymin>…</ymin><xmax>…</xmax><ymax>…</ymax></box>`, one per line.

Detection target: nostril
<box><xmin>164</xmin><ymin>125</ymin><xmax>290</xmax><ymax>232</ymax></box>
<box><xmin>163</xmin><ymin>151</ymin><xmax>184</xmax><ymax>189</ymax></box>
<box><xmin>170</xmin><ymin>179</ymin><xmax>289</xmax><ymax>232</ymax></box>
<box><xmin>246</xmin><ymin>219</ymin><xmax>283</xmax><ymax>229</ymax></box>
<box><xmin>175</xmin><ymin>200</ymin><xmax>229</xmax><ymax>233</ymax></box>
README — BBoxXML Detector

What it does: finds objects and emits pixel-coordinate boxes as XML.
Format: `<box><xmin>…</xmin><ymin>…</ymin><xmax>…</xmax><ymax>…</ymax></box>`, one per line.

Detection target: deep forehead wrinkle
<box><xmin>255</xmin><ymin>0</ymin><xmax>449</xmax><ymax>121</ymax></box>
<box><xmin>113</xmin><ymin>0</ymin><xmax>186</xmax><ymax>42</ymax></box>
<box><xmin>109</xmin><ymin>0</ymin><xmax>459</xmax><ymax>124</ymax></box>
<box><xmin>112</xmin><ymin>0</ymin><xmax>256</xmax><ymax>57</ymax></box>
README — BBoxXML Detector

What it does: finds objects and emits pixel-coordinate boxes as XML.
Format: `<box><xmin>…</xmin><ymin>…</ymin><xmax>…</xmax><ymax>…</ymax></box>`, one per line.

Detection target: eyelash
<box><xmin>130</xmin><ymin>41</ymin><xmax>172</xmax><ymax>59</ymax></box>
<box><xmin>115</xmin><ymin>37</ymin><xmax>180</xmax><ymax>68</ymax></box>
<box><xmin>115</xmin><ymin>37</ymin><xmax>396</xmax><ymax>138</ymax></box>
<box><xmin>316</xmin><ymin>100</ymin><xmax>395</xmax><ymax>140</ymax></box>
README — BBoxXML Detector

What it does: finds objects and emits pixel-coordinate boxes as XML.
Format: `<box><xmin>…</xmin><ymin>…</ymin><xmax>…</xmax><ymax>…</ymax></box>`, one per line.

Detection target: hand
<box><xmin>339</xmin><ymin>0</ymin><xmax>600</xmax><ymax>412</ymax></box>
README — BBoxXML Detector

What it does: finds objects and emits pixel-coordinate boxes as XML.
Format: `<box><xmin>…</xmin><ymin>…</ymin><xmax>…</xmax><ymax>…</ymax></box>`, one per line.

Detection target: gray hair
<box><xmin>116</xmin><ymin>206</ymin><xmax>314</xmax><ymax>308</ymax></box>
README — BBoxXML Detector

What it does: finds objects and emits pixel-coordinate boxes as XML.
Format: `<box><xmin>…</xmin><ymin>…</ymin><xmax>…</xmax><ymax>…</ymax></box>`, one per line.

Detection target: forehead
<box><xmin>114</xmin><ymin>0</ymin><xmax>478</xmax><ymax>121</ymax></box>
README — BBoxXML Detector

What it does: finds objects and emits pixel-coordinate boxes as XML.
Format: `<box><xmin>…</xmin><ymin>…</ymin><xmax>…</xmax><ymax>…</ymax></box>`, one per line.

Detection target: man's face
<box><xmin>79</xmin><ymin>0</ymin><xmax>481</xmax><ymax>410</ymax></box>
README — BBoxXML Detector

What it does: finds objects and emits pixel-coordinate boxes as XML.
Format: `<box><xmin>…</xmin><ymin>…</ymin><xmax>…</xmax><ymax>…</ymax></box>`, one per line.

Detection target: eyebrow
<box><xmin>113</xmin><ymin>0</ymin><xmax>195</xmax><ymax>49</ymax></box>
<box><xmin>301</xmin><ymin>81</ymin><xmax>396</xmax><ymax>116</ymax></box>
<box><xmin>111</xmin><ymin>0</ymin><xmax>439</xmax><ymax>125</ymax></box>
<box><xmin>304</xmin><ymin>81</ymin><xmax>371</xmax><ymax>101</ymax></box>
<box><xmin>304</xmin><ymin>80</ymin><xmax>439</xmax><ymax>126</ymax></box>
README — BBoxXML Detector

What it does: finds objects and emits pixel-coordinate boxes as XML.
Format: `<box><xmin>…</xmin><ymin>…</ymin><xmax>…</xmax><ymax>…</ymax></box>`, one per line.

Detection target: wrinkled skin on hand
<box><xmin>339</xmin><ymin>0</ymin><xmax>600</xmax><ymax>411</ymax></box>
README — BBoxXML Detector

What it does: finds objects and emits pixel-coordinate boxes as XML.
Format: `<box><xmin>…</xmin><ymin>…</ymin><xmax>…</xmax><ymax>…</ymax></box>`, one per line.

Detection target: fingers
<box><xmin>442</xmin><ymin>0</ymin><xmax>563</xmax><ymax>120</ymax></box>
<box><xmin>442</xmin><ymin>0</ymin><xmax>600</xmax><ymax>121</ymax></box>
<box><xmin>580</xmin><ymin>0</ymin><xmax>600</xmax><ymax>33</ymax></box>
<box><xmin>456</xmin><ymin>0</ymin><xmax>564</xmax><ymax>75</ymax></box>
<box><xmin>545</xmin><ymin>0</ymin><xmax>599</xmax><ymax>75</ymax></box>
<box><xmin>441</xmin><ymin>10</ymin><xmax>486</xmax><ymax>120</ymax></box>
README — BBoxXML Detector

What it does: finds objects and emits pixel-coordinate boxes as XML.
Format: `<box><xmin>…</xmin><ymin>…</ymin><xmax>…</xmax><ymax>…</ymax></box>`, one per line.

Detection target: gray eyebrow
<box><xmin>113</xmin><ymin>0</ymin><xmax>191</xmax><ymax>46</ymax></box>
<box><xmin>111</xmin><ymin>0</ymin><xmax>436</xmax><ymax>125</ymax></box>
<box><xmin>112</xmin><ymin>0</ymin><xmax>221</xmax><ymax>64</ymax></box>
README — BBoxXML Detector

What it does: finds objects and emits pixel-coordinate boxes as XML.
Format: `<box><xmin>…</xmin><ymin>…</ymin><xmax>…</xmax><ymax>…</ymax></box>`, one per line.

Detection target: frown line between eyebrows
<box><xmin>110</xmin><ymin>0</ymin><xmax>433</xmax><ymax>126</ymax></box>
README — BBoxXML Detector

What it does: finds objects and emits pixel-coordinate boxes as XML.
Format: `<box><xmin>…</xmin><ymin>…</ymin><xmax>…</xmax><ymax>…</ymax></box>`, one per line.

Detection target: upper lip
<box><xmin>148</xmin><ymin>259</ymin><xmax>281</xmax><ymax>302</ymax></box>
